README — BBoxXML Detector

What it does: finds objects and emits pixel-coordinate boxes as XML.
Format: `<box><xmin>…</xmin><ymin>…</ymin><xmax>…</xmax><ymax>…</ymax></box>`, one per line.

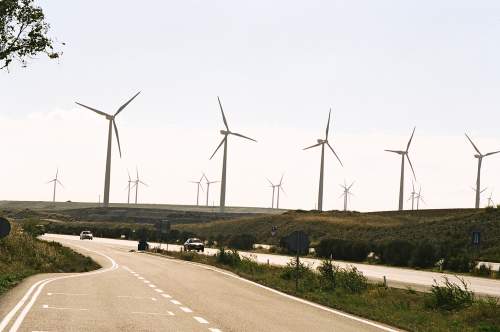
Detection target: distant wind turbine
<box><xmin>134</xmin><ymin>168</ymin><xmax>148</xmax><ymax>204</ymax></box>
<box><xmin>47</xmin><ymin>169</ymin><xmax>63</xmax><ymax>203</ymax></box>
<box><xmin>202</xmin><ymin>173</ymin><xmax>219</xmax><ymax>207</ymax></box>
<box><xmin>191</xmin><ymin>174</ymin><xmax>205</xmax><ymax>206</ymax></box>
<box><xmin>303</xmin><ymin>109</ymin><xmax>343</xmax><ymax>212</ymax></box>
<box><xmin>408</xmin><ymin>181</ymin><xmax>417</xmax><ymax>210</ymax></box>
<box><xmin>125</xmin><ymin>170</ymin><xmax>134</xmax><ymax>204</ymax></box>
<box><xmin>339</xmin><ymin>180</ymin><xmax>354</xmax><ymax>212</ymax></box>
<box><xmin>465</xmin><ymin>133</ymin><xmax>500</xmax><ymax>208</ymax></box>
<box><xmin>266</xmin><ymin>178</ymin><xmax>277</xmax><ymax>209</ymax></box>
<box><xmin>209</xmin><ymin>96</ymin><xmax>257</xmax><ymax>212</ymax></box>
<box><xmin>385</xmin><ymin>127</ymin><xmax>416</xmax><ymax>211</ymax></box>
<box><xmin>487</xmin><ymin>192</ymin><xmax>495</xmax><ymax>207</ymax></box>
<box><xmin>75</xmin><ymin>91</ymin><xmax>141</xmax><ymax>207</ymax></box>
<box><xmin>415</xmin><ymin>186</ymin><xmax>425</xmax><ymax>210</ymax></box>
<box><xmin>266</xmin><ymin>175</ymin><xmax>285</xmax><ymax>209</ymax></box>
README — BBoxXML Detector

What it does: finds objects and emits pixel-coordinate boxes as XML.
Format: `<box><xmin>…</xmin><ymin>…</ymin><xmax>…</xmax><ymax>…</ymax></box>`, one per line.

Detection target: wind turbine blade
<box><xmin>266</xmin><ymin>178</ymin><xmax>274</xmax><ymax>186</ymax></box>
<box><xmin>56</xmin><ymin>168</ymin><xmax>59</xmax><ymax>179</ymax></box>
<box><xmin>325</xmin><ymin>108</ymin><xmax>331</xmax><ymax>140</ymax></box>
<box><xmin>384</xmin><ymin>149</ymin><xmax>404</xmax><ymax>154</ymax></box>
<box><xmin>231</xmin><ymin>132</ymin><xmax>257</xmax><ymax>142</ymax></box>
<box><xmin>75</xmin><ymin>102</ymin><xmax>110</xmax><ymax>117</ymax></box>
<box><xmin>348</xmin><ymin>181</ymin><xmax>355</xmax><ymax>191</ymax></box>
<box><xmin>279</xmin><ymin>174</ymin><xmax>284</xmax><ymax>186</ymax></box>
<box><xmin>303</xmin><ymin>142</ymin><xmax>322</xmax><ymax>150</ymax></box>
<box><xmin>338</xmin><ymin>192</ymin><xmax>345</xmax><ymax>199</ymax></box>
<box><xmin>481</xmin><ymin>188</ymin><xmax>488</xmax><ymax>194</ymax></box>
<box><xmin>136</xmin><ymin>167</ymin><xmax>139</xmax><ymax>181</ymax></box>
<box><xmin>406</xmin><ymin>154</ymin><xmax>416</xmax><ymax>180</ymax></box>
<box><xmin>209</xmin><ymin>137</ymin><xmax>226</xmax><ymax>160</ymax></box>
<box><xmin>57</xmin><ymin>180</ymin><xmax>64</xmax><ymax>188</ymax></box>
<box><xmin>279</xmin><ymin>185</ymin><xmax>286</xmax><ymax>195</ymax></box>
<box><xmin>113</xmin><ymin>120</ymin><xmax>122</xmax><ymax>158</ymax></box>
<box><xmin>115</xmin><ymin>91</ymin><xmax>141</xmax><ymax>116</ymax></box>
<box><xmin>406</xmin><ymin>126</ymin><xmax>416</xmax><ymax>152</ymax></box>
<box><xmin>217</xmin><ymin>96</ymin><xmax>229</xmax><ymax>131</ymax></box>
<box><xmin>465</xmin><ymin>133</ymin><xmax>482</xmax><ymax>155</ymax></box>
<box><xmin>139</xmin><ymin>180</ymin><xmax>148</xmax><ymax>187</ymax></box>
<box><xmin>128</xmin><ymin>169</ymin><xmax>131</xmax><ymax>181</ymax></box>
<box><xmin>485</xmin><ymin>150</ymin><xmax>500</xmax><ymax>157</ymax></box>
<box><xmin>327</xmin><ymin>142</ymin><xmax>343</xmax><ymax>166</ymax></box>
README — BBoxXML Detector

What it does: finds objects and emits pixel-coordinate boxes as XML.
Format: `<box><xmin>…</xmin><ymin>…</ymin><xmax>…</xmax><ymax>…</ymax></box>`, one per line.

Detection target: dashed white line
<box><xmin>161</xmin><ymin>294</ymin><xmax>172</xmax><ymax>298</ymax></box>
<box><xmin>132</xmin><ymin>311</ymin><xmax>175</xmax><ymax>316</ymax></box>
<box><xmin>209</xmin><ymin>329</ymin><xmax>222</xmax><ymax>332</ymax></box>
<box><xmin>47</xmin><ymin>292</ymin><xmax>87</xmax><ymax>296</ymax></box>
<box><xmin>149</xmin><ymin>284</ymin><xmax>156</xmax><ymax>288</ymax></box>
<box><xmin>154</xmin><ymin>289</ymin><xmax>163</xmax><ymax>293</ymax></box>
<box><xmin>138</xmin><ymin>277</ymin><xmax>144</xmax><ymax>280</ymax></box>
<box><xmin>194</xmin><ymin>316</ymin><xmax>209</xmax><ymax>324</ymax></box>
<box><xmin>179</xmin><ymin>306</ymin><xmax>192</xmax><ymax>313</ymax></box>
<box><xmin>42</xmin><ymin>304</ymin><xmax>88</xmax><ymax>311</ymax></box>
<box><xmin>170</xmin><ymin>300</ymin><xmax>181</xmax><ymax>305</ymax></box>
<box><xmin>143</xmin><ymin>280</ymin><xmax>150</xmax><ymax>283</ymax></box>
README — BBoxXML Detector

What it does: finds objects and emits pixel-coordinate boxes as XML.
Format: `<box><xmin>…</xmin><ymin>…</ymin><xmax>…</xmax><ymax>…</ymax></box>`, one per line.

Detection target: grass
<box><xmin>156</xmin><ymin>249</ymin><xmax>500</xmax><ymax>332</ymax></box>
<box><xmin>0</xmin><ymin>223</ymin><xmax>100</xmax><ymax>295</ymax></box>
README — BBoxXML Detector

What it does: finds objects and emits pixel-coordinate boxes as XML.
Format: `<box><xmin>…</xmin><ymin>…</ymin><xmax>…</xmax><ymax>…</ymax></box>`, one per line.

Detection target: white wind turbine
<box><xmin>209</xmin><ymin>96</ymin><xmax>257</xmax><ymax>212</ymax></box>
<box><xmin>415</xmin><ymin>186</ymin><xmax>425</xmax><ymax>210</ymax></box>
<box><xmin>75</xmin><ymin>91</ymin><xmax>141</xmax><ymax>207</ymax></box>
<box><xmin>339</xmin><ymin>180</ymin><xmax>354</xmax><ymax>212</ymax></box>
<box><xmin>303</xmin><ymin>109</ymin><xmax>343</xmax><ymax>212</ymax></box>
<box><xmin>191</xmin><ymin>174</ymin><xmax>205</xmax><ymax>206</ymax></box>
<box><xmin>47</xmin><ymin>169</ymin><xmax>63</xmax><ymax>203</ymax></box>
<box><xmin>266</xmin><ymin>175</ymin><xmax>285</xmax><ymax>209</ymax></box>
<box><xmin>385</xmin><ymin>127</ymin><xmax>416</xmax><ymax>211</ymax></box>
<box><xmin>408</xmin><ymin>181</ymin><xmax>417</xmax><ymax>210</ymax></box>
<box><xmin>266</xmin><ymin>178</ymin><xmax>277</xmax><ymax>209</ymax></box>
<box><xmin>465</xmin><ymin>133</ymin><xmax>500</xmax><ymax>209</ymax></box>
<box><xmin>134</xmin><ymin>168</ymin><xmax>148</xmax><ymax>204</ymax></box>
<box><xmin>202</xmin><ymin>173</ymin><xmax>219</xmax><ymax>207</ymax></box>
<box><xmin>125</xmin><ymin>170</ymin><xmax>134</xmax><ymax>204</ymax></box>
<box><xmin>487</xmin><ymin>192</ymin><xmax>495</xmax><ymax>207</ymax></box>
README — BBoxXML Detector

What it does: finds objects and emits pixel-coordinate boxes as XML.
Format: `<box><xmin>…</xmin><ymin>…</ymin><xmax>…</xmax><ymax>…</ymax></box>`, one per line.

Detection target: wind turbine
<box><xmin>191</xmin><ymin>174</ymin><xmax>205</xmax><ymax>206</ymax></box>
<box><xmin>202</xmin><ymin>173</ymin><xmax>219</xmax><ymax>207</ymax></box>
<box><xmin>47</xmin><ymin>169</ymin><xmax>63</xmax><ymax>203</ymax></box>
<box><xmin>408</xmin><ymin>181</ymin><xmax>417</xmax><ymax>210</ymax></box>
<box><xmin>75</xmin><ymin>91</ymin><xmax>141</xmax><ymax>207</ymax></box>
<box><xmin>385</xmin><ymin>127</ymin><xmax>416</xmax><ymax>211</ymax></box>
<box><xmin>266</xmin><ymin>175</ymin><xmax>285</xmax><ymax>209</ymax></box>
<box><xmin>465</xmin><ymin>133</ymin><xmax>500</xmax><ymax>209</ymax></box>
<box><xmin>415</xmin><ymin>186</ymin><xmax>425</xmax><ymax>210</ymax></box>
<box><xmin>209</xmin><ymin>96</ymin><xmax>257</xmax><ymax>212</ymax></box>
<box><xmin>134</xmin><ymin>168</ymin><xmax>148</xmax><ymax>204</ymax></box>
<box><xmin>303</xmin><ymin>109</ymin><xmax>343</xmax><ymax>212</ymax></box>
<box><xmin>125</xmin><ymin>170</ymin><xmax>134</xmax><ymax>204</ymax></box>
<box><xmin>266</xmin><ymin>178</ymin><xmax>277</xmax><ymax>209</ymax></box>
<box><xmin>339</xmin><ymin>180</ymin><xmax>354</xmax><ymax>212</ymax></box>
<box><xmin>487</xmin><ymin>192</ymin><xmax>495</xmax><ymax>207</ymax></box>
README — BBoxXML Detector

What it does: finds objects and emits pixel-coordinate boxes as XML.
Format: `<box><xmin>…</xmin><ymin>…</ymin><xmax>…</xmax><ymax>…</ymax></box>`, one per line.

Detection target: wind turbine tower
<box><xmin>209</xmin><ymin>97</ymin><xmax>257</xmax><ymax>212</ymax></box>
<box><xmin>75</xmin><ymin>91</ymin><xmax>141</xmax><ymax>208</ymax></box>
<box><xmin>385</xmin><ymin>127</ymin><xmax>417</xmax><ymax>211</ymax></box>
<box><xmin>487</xmin><ymin>192</ymin><xmax>495</xmax><ymax>207</ymax></box>
<box><xmin>47</xmin><ymin>169</ymin><xmax>63</xmax><ymax>203</ymax></box>
<box><xmin>126</xmin><ymin>170</ymin><xmax>134</xmax><ymax>204</ymax></box>
<box><xmin>266</xmin><ymin>175</ymin><xmax>285</xmax><ymax>209</ymax></box>
<box><xmin>339</xmin><ymin>180</ymin><xmax>354</xmax><ymax>212</ymax></box>
<box><xmin>191</xmin><ymin>174</ymin><xmax>204</xmax><ymax>206</ymax></box>
<box><xmin>303</xmin><ymin>109</ymin><xmax>343</xmax><ymax>212</ymax></box>
<box><xmin>408</xmin><ymin>181</ymin><xmax>417</xmax><ymax>210</ymax></box>
<box><xmin>266</xmin><ymin>178</ymin><xmax>277</xmax><ymax>209</ymax></box>
<box><xmin>134</xmin><ymin>168</ymin><xmax>148</xmax><ymax>204</ymax></box>
<box><xmin>465</xmin><ymin>133</ymin><xmax>500</xmax><ymax>209</ymax></box>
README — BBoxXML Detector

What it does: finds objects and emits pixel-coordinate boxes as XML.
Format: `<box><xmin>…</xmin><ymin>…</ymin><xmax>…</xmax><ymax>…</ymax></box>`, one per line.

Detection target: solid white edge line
<box><xmin>175</xmin><ymin>259</ymin><xmax>400</xmax><ymax>332</ymax></box>
<box><xmin>2</xmin><ymin>243</ymin><xmax>118</xmax><ymax>332</ymax></box>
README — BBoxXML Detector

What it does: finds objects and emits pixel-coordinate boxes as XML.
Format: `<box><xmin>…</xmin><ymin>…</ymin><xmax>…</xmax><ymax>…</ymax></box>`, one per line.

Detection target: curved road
<box><xmin>0</xmin><ymin>235</ymin><xmax>399</xmax><ymax>332</ymax></box>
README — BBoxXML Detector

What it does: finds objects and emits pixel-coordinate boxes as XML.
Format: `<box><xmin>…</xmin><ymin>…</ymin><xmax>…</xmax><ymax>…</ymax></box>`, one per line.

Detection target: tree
<box><xmin>0</xmin><ymin>0</ymin><xmax>61</xmax><ymax>70</ymax></box>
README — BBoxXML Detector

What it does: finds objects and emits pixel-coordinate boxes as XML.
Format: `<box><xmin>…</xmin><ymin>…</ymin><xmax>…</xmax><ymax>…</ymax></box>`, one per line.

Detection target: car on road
<box><xmin>80</xmin><ymin>231</ymin><xmax>93</xmax><ymax>240</ymax></box>
<box><xmin>184</xmin><ymin>238</ymin><xmax>204</xmax><ymax>252</ymax></box>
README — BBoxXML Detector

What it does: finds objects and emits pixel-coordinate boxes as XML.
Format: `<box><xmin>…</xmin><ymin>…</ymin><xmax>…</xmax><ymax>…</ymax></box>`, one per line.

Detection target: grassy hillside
<box><xmin>175</xmin><ymin>208</ymin><xmax>500</xmax><ymax>262</ymax></box>
<box><xmin>0</xmin><ymin>223</ymin><xmax>100</xmax><ymax>295</ymax></box>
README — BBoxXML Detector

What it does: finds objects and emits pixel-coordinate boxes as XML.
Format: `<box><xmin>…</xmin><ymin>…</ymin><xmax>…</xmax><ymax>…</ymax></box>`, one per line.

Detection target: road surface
<box><xmin>43</xmin><ymin>234</ymin><xmax>500</xmax><ymax>297</ymax></box>
<box><xmin>0</xmin><ymin>235</ymin><xmax>399</xmax><ymax>332</ymax></box>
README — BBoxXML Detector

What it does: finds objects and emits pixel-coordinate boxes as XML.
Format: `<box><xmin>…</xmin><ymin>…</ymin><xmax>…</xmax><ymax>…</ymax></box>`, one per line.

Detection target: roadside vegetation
<box><xmin>157</xmin><ymin>248</ymin><xmax>500</xmax><ymax>332</ymax></box>
<box><xmin>0</xmin><ymin>221</ymin><xmax>100</xmax><ymax>296</ymax></box>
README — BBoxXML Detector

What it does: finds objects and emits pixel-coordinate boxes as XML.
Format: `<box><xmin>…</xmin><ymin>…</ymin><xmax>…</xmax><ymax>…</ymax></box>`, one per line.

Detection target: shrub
<box><xmin>227</xmin><ymin>234</ymin><xmax>256</xmax><ymax>250</ymax></box>
<box><xmin>443</xmin><ymin>254</ymin><xmax>474</xmax><ymax>273</ymax></box>
<box><xmin>337</xmin><ymin>265</ymin><xmax>368</xmax><ymax>293</ymax></box>
<box><xmin>315</xmin><ymin>238</ymin><xmax>370</xmax><ymax>262</ymax></box>
<box><xmin>215</xmin><ymin>247</ymin><xmax>241</xmax><ymax>267</ymax></box>
<box><xmin>381</xmin><ymin>240</ymin><xmax>414</xmax><ymax>266</ymax></box>
<box><xmin>472</xmin><ymin>264</ymin><xmax>493</xmax><ymax>277</ymax></box>
<box><xmin>318</xmin><ymin>259</ymin><xmax>339</xmax><ymax>290</ymax></box>
<box><xmin>280</xmin><ymin>258</ymin><xmax>313</xmax><ymax>281</ymax></box>
<box><xmin>426</xmin><ymin>277</ymin><xmax>474</xmax><ymax>310</ymax></box>
<box><xmin>410</xmin><ymin>242</ymin><xmax>436</xmax><ymax>268</ymax></box>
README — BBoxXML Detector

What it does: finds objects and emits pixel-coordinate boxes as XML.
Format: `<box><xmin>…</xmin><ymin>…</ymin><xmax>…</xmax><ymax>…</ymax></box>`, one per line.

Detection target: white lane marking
<box><xmin>143</xmin><ymin>280</ymin><xmax>150</xmax><ymax>283</ymax></box>
<box><xmin>209</xmin><ymin>329</ymin><xmax>222</xmax><ymax>332</ymax></box>
<box><xmin>152</xmin><ymin>297</ymin><xmax>157</xmax><ymax>301</ymax></box>
<box><xmin>161</xmin><ymin>294</ymin><xmax>172</xmax><ymax>298</ymax></box>
<box><xmin>131</xmin><ymin>312</ymin><xmax>174</xmax><ymax>316</ymax></box>
<box><xmin>170</xmin><ymin>300</ymin><xmax>181</xmax><ymax>305</ymax></box>
<box><xmin>47</xmin><ymin>292</ymin><xmax>87</xmax><ymax>296</ymax></box>
<box><xmin>154</xmin><ymin>289</ymin><xmax>163</xmax><ymax>293</ymax></box>
<box><xmin>149</xmin><ymin>285</ymin><xmax>156</xmax><ymax>288</ymax></box>
<box><xmin>138</xmin><ymin>277</ymin><xmax>144</xmax><ymax>280</ymax></box>
<box><xmin>116</xmin><ymin>296</ymin><xmax>157</xmax><ymax>301</ymax></box>
<box><xmin>194</xmin><ymin>317</ymin><xmax>209</xmax><ymax>324</ymax></box>
<box><xmin>176</xmin><ymin>260</ymin><xmax>399</xmax><ymax>332</ymax></box>
<box><xmin>42</xmin><ymin>305</ymin><xmax>88</xmax><ymax>311</ymax></box>
<box><xmin>179</xmin><ymin>307</ymin><xmax>192</xmax><ymax>313</ymax></box>
<box><xmin>3</xmin><ymin>243</ymin><xmax>118</xmax><ymax>332</ymax></box>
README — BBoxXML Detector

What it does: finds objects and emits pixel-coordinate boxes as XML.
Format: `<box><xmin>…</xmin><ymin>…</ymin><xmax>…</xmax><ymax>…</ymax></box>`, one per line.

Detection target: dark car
<box><xmin>184</xmin><ymin>238</ymin><xmax>204</xmax><ymax>252</ymax></box>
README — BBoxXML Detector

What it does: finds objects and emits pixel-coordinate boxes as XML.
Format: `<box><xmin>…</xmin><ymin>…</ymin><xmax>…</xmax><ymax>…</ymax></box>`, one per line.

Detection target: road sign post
<box><xmin>285</xmin><ymin>231</ymin><xmax>309</xmax><ymax>292</ymax></box>
<box><xmin>0</xmin><ymin>217</ymin><xmax>11</xmax><ymax>239</ymax></box>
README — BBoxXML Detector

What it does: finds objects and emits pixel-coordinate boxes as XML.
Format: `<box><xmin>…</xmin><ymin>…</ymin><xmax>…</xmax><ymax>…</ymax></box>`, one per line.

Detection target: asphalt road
<box><xmin>42</xmin><ymin>234</ymin><xmax>500</xmax><ymax>297</ymax></box>
<box><xmin>0</xmin><ymin>235</ymin><xmax>400</xmax><ymax>332</ymax></box>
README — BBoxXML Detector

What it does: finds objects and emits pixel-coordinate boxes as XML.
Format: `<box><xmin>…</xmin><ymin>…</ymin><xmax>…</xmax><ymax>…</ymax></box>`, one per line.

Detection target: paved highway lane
<box><xmin>41</xmin><ymin>234</ymin><xmax>500</xmax><ymax>298</ymax></box>
<box><xmin>0</xmin><ymin>236</ymin><xmax>399</xmax><ymax>332</ymax></box>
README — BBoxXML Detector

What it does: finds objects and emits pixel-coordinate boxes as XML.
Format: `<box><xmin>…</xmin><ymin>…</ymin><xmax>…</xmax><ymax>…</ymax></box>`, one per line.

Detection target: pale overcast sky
<box><xmin>1</xmin><ymin>0</ymin><xmax>500</xmax><ymax>211</ymax></box>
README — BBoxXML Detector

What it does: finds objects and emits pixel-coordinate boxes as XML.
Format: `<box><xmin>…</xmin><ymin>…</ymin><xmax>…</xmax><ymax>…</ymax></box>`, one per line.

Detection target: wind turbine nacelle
<box><xmin>317</xmin><ymin>139</ymin><xmax>325</xmax><ymax>144</ymax></box>
<box><xmin>220</xmin><ymin>130</ymin><xmax>230</xmax><ymax>135</ymax></box>
<box><xmin>474</xmin><ymin>154</ymin><xmax>481</xmax><ymax>158</ymax></box>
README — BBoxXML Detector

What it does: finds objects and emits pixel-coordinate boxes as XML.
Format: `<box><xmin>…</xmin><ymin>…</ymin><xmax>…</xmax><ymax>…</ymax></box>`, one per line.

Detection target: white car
<box><xmin>80</xmin><ymin>231</ymin><xmax>93</xmax><ymax>240</ymax></box>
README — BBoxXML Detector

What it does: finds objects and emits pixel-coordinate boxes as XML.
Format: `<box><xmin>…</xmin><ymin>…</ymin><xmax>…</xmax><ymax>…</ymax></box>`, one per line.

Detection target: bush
<box><xmin>280</xmin><ymin>258</ymin><xmax>313</xmax><ymax>281</ymax></box>
<box><xmin>410</xmin><ymin>242</ymin><xmax>436</xmax><ymax>268</ymax></box>
<box><xmin>315</xmin><ymin>238</ymin><xmax>370</xmax><ymax>262</ymax></box>
<box><xmin>318</xmin><ymin>259</ymin><xmax>339</xmax><ymax>290</ymax></box>
<box><xmin>443</xmin><ymin>254</ymin><xmax>474</xmax><ymax>273</ymax></box>
<box><xmin>215</xmin><ymin>247</ymin><xmax>241</xmax><ymax>267</ymax></box>
<box><xmin>381</xmin><ymin>240</ymin><xmax>414</xmax><ymax>266</ymax></box>
<box><xmin>426</xmin><ymin>277</ymin><xmax>474</xmax><ymax>311</ymax></box>
<box><xmin>472</xmin><ymin>264</ymin><xmax>493</xmax><ymax>277</ymax></box>
<box><xmin>227</xmin><ymin>234</ymin><xmax>256</xmax><ymax>250</ymax></box>
<box><xmin>317</xmin><ymin>259</ymin><xmax>367</xmax><ymax>293</ymax></box>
